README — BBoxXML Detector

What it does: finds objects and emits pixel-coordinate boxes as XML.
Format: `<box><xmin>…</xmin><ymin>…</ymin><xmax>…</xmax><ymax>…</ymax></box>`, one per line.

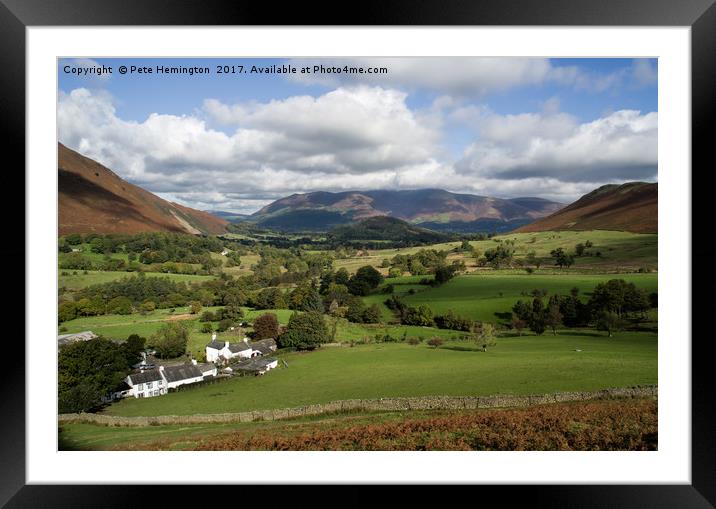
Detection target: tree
<box><xmin>589</xmin><ymin>279</ymin><xmax>650</xmax><ymax>317</ymax></box>
<box><xmin>279</xmin><ymin>311</ymin><xmax>329</xmax><ymax>350</ymax></box>
<box><xmin>253</xmin><ymin>313</ymin><xmax>279</xmax><ymax>340</ymax></box>
<box><xmin>574</xmin><ymin>243</ymin><xmax>586</xmax><ymax>257</ymax></box>
<box><xmin>362</xmin><ymin>304</ymin><xmax>382</xmax><ymax>324</ymax></box>
<box><xmin>200</xmin><ymin>322</ymin><xmax>213</xmax><ymax>333</ymax></box>
<box><xmin>190</xmin><ymin>301</ymin><xmax>203</xmax><ymax>314</ymax></box>
<box><xmin>58</xmin><ymin>338</ymin><xmax>130</xmax><ymax>413</ymax></box>
<box><xmin>216</xmin><ymin>318</ymin><xmax>234</xmax><ymax>332</ymax></box>
<box><xmin>351</xmin><ymin>265</ymin><xmax>384</xmax><ymax>291</ymax></box>
<box><xmin>151</xmin><ymin>322</ymin><xmax>189</xmax><ymax>358</ymax></box>
<box><xmin>550</xmin><ymin>248</ymin><xmax>574</xmax><ymax>269</ymax></box>
<box><xmin>511</xmin><ymin>314</ymin><xmax>527</xmax><ymax>336</ymax></box>
<box><xmin>58</xmin><ymin>301</ymin><xmax>78</xmax><ymax>323</ymax></box>
<box><xmin>402</xmin><ymin>305</ymin><xmax>434</xmax><ymax>327</ymax></box>
<box><xmin>334</xmin><ymin>268</ymin><xmax>350</xmax><ymax>286</ymax></box>
<box><xmin>476</xmin><ymin>322</ymin><xmax>497</xmax><ymax>351</ymax></box>
<box><xmin>529</xmin><ymin>298</ymin><xmax>547</xmax><ymax>335</ymax></box>
<box><xmin>433</xmin><ymin>265</ymin><xmax>458</xmax><ymax>286</ymax></box>
<box><xmin>122</xmin><ymin>334</ymin><xmax>146</xmax><ymax>365</ymax></box>
<box><xmin>595</xmin><ymin>311</ymin><xmax>625</xmax><ymax>337</ymax></box>
<box><xmin>545</xmin><ymin>302</ymin><xmax>563</xmax><ymax>335</ymax></box>
<box><xmin>140</xmin><ymin>300</ymin><xmax>156</xmax><ymax>314</ymax></box>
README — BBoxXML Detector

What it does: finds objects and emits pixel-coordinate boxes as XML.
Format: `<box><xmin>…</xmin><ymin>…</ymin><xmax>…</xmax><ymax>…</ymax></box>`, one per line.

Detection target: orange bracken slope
<box><xmin>515</xmin><ymin>182</ymin><xmax>657</xmax><ymax>234</ymax></box>
<box><xmin>58</xmin><ymin>143</ymin><xmax>228</xmax><ymax>235</ymax></box>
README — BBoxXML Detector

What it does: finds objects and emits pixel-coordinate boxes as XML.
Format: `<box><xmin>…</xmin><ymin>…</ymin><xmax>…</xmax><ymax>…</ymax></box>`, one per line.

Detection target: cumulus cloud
<box><xmin>58</xmin><ymin>87</ymin><xmax>443</xmax><ymax>213</ymax></box>
<box><xmin>58</xmin><ymin>83</ymin><xmax>657</xmax><ymax>213</ymax></box>
<box><xmin>456</xmin><ymin>109</ymin><xmax>658</xmax><ymax>182</ymax></box>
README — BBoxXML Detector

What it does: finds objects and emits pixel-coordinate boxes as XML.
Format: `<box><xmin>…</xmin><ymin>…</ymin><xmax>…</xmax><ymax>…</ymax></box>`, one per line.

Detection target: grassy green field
<box><xmin>333</xmin><ymin>230</ymin><xmax>657</xmax><ymax>274</ymax></box>
<box><xmin>397</xmin><ymin>272</ymin><xmax>657</xmax><ymax>323</ymax></box>
<box><xmin>58</xmin><ymin>270</ymin><xmax>215</xmax><ymax>290</ymax></box>
<box><xmin>103</xmin><ymin>330</ymin><xmax>656</xmax><ymax>417</ymax></box>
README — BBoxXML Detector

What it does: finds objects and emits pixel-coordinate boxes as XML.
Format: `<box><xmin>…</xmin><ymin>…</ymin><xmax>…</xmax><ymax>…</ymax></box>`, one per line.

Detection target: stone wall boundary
<box><xmin>58</xmin><ymin>385</ymin><xmax>657</xmax><ymax>427</ymax></box>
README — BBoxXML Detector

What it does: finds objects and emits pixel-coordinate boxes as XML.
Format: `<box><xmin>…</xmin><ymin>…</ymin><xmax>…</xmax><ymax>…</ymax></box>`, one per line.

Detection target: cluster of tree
<box><xmin>511</xmin><ymin>280</ymin><xmax>654</xmax><ymax>336</ymax></box>
<box><xmin>550</xmin><ymin>248</ymin><xmax>575</xmax><ymax>269</ymax></box>
<box><xmin>58</xmin><ymin>335</ymin><xmax>146</xmax><ymax>413</ymax></box>
<box><xmin>433</xmin><ymin>309</ymin><xmax>473</xmax><ymax>331</ymax></box>
<box><xmin>482</xmin><ymin>240</ymin><xmax>516</xmax><ymax>268</ymax></box>
<box><xmin>384</xmin><ymin>295</ymin><xmax>474</xmax><ymax>331</ymax></box>
<box><xmin>389</xmin><ymin>249</ymin><xmax>449</xmax><ymax>276</ymax></box>
<box><xmin>277</xmin><ymin>311</ymin><xmax>329</xmax><ymax>350</ymax></box>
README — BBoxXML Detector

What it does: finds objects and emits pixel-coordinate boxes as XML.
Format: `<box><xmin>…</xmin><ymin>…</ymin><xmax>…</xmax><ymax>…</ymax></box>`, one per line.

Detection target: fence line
<box><xmin>59</xmin><ymin>385</ymin><xmax>657</xmax><ymax>427</ymax></box>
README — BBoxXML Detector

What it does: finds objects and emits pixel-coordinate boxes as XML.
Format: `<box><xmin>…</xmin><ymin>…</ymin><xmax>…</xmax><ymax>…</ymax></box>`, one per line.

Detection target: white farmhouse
<box><xmin>205</xmin><ymin>333</ymin><xmax>253</xmax><ymax>363</ymax></box>
<box><xmin>126</xmin><ymin>369</ymin><xmax>167</xmax><ymax>398</ymax></box>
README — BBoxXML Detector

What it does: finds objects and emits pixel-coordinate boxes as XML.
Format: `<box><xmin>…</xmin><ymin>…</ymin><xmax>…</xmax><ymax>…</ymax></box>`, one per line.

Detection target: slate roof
<box><xmin>196</xmin><ymin>363</ymin><xmax>216</xmax><ymax>373</ymax></box>
<box><xmin>162</xmin><ymin>364</ymin><xmax>203</xmax><ymax>383</ymax></box>
<box><xmin>206</xmin><ymin>340</ymin><xmax>226</xmax><ymax>350</ymax></box>
<box><xmin>232</xmin><ymin>357</ymin><xmax>278</xmax><ymax>372</ymax></box>
<box><xmin>250</xmin><ymin>338</ymin><xmax>277</xmax><ymax>354</ymax></box>
<box><xmin>128</xmin><ymin>369</ymin><xmax>164</xmax><ymax>385</ymax></box>
<box><xmin>228</xmin><ymin>342</ymin><xmax>251</xmax><ymax>353</ymax></box>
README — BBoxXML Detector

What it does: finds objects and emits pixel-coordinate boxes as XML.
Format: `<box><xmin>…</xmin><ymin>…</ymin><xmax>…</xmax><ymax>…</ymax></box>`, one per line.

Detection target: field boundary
<box><xmin>59</xmin><ymin>385</ymin><xmax>657</xmax><ymax>427</ymax></box>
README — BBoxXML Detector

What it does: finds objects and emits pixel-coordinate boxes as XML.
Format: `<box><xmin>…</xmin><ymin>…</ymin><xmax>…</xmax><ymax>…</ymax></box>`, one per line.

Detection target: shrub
<box><xmin>427</xmin><ymin>337</ymin><xmax>444</xmax><ymax>348</ymax></box>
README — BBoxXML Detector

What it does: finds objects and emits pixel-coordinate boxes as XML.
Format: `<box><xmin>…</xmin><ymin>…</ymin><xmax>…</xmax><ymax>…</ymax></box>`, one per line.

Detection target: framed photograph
<box><xmin>7</xmin><ymin>0</ymin><xmax>713</xmax><ymax>504</ymax></box>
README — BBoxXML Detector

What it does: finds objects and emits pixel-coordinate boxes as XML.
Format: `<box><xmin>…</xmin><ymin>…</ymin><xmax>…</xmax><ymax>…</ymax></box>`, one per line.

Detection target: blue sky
<box><xmin>58</xmin><ymin>57</ymin><xmax>658</xmax><ymax>213</ymax></box>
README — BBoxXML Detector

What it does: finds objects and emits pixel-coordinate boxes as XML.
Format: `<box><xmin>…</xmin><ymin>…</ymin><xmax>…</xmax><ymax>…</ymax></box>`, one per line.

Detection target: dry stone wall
<box><xmin>59</xmin><ymin>385</ymin><xmax>657</xmax><ymax>427</ymax></box>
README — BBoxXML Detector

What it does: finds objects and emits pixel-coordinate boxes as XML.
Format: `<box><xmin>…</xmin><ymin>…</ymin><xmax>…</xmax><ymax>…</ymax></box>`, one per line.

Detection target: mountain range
<box><xmin>246</xmin><ymin>189</ymin><xmax>565</xmax><ymax>232</ymax></box>
<box><xmin>58</xmin><ymin>145</ymin><xmax>656</xmax><ymax>236</ymax></box>
<box><xmin>58</xmin><ymin>143</ymin><xmax>228</xmax><ymax>235</ymax></box>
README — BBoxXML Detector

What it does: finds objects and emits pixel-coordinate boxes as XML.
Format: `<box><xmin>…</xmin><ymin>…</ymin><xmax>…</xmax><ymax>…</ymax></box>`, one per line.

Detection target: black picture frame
<box><xmin>5</xmin><ymin>0</ymin><xmax>713</xmax><ymax>505</ymax></box>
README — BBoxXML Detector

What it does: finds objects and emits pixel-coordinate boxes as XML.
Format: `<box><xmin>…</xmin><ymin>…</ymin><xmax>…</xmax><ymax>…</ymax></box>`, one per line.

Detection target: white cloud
<box><xmin>456</xmin><ymin>109</ymin><xmax>658</xmax><ymax>182</ymax></box>
<box><xmin>58</xmin><ymin>85</ymin><xmax>657</xmax><ymax>212</ymax></box>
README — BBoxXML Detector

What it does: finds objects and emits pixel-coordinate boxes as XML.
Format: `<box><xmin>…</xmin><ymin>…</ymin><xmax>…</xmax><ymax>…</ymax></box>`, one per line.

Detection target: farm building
<box><xmin>160</xmin><ymin>364</ymin><xmax>204</xmax><ymax>390</ymax></box>
<box><xmin>225</xmin><ymin>357</ymin><xmax>278</xmax><ymax>376</ymax></box>
<box><xmin>205</xmin><ymin>332</ymin><xmax>253</xmax><ymax>363</ymax></box>
<box><xmin>57</xmin><ymin>331</ymin><xmax>97</xmax><ymax>348</ymax></box>
<box><xmin>122</xmin><ymin>360</ymin><xmax>219</xmax><ymax>399</ymax></box>
<box><xmin>249</xmin><ymin>338</ymin><xmax>277</xmax><ymax>357</ymax></box>
<box><xmin>126</xmin><ymin>369</ymin><xmax>167</xmax><ymax>398</ymax></box>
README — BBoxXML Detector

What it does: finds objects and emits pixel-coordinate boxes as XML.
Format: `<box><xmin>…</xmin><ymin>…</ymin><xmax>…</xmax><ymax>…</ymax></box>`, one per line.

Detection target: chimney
<box><xmin>243</xmin><ymin>337</ymin><xmax>249</xmax><ymax>344</ymax></box>
<box><xmin>211</xmin><ymin>332</ymin><xmax>217</xmax><ymax>341</ymax></box>
<box><xmin>159</xmin><ymin>365</ymin><xmax>165</xmax><ymax>371</ymax></box>
<box><xmin>191</xmin><ymin>359</ymin><xmax>197</xmax><ymax>365</ymax></box>
<box><xmin>225</xmin><ymin>341</ymin><xmax>230</xmax><ymax>349</ymax></box>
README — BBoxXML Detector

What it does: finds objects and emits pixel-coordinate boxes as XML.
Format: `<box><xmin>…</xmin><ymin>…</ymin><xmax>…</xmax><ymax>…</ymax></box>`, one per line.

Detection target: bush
<box><xmin>427</xmin><ymin>337</ymin><xmax>444</xmax><ymax>348</ymax></box>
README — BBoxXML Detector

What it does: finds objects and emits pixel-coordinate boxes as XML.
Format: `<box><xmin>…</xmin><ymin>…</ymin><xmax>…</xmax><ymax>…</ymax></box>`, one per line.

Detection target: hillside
<box><xmin>327</xmin><ymin>216</ymin><xmax>454</xmax><ymax>244</ymax></box>
<box><xmin>250</xmin><ymin>189</ymin><xmax>563</xmax><ymax>232</ymax></box>
<box><xmin>516</xmin><ymin>182</ymin><xmax>657</xmax><ymax>234</ymax></box>
<box><xmin>58</xmin><ymin>143</ymin><xmax>228</xmax><ymax>235</ymax></box>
